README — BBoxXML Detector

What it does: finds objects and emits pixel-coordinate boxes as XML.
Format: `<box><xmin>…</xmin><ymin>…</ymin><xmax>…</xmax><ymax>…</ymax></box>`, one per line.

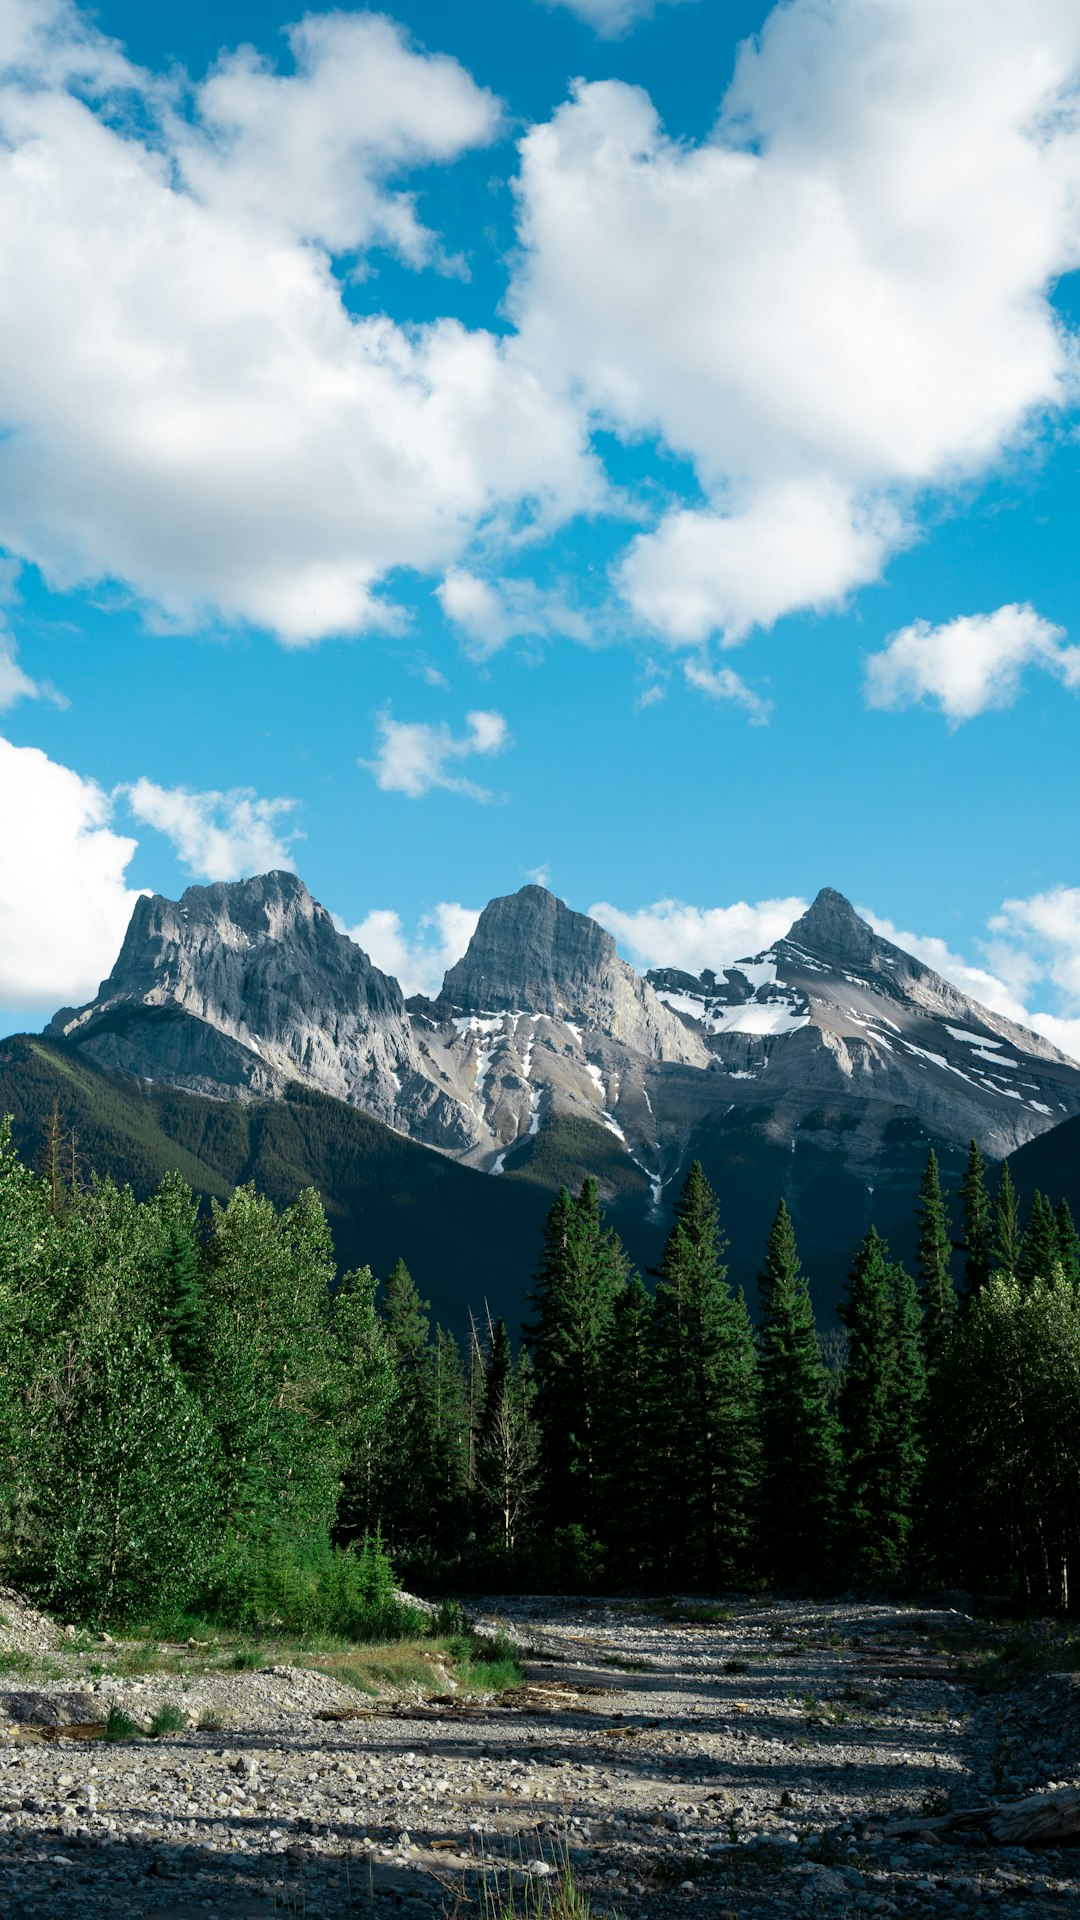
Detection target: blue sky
<box><xmin>2</xmin><ymin>0</ymin><xmax>1080</xmax><ymax>1049</ymax></box>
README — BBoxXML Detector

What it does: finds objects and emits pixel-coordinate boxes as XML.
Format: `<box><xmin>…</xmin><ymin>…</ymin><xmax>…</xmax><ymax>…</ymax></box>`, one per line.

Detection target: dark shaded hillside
<box><xmin>686</xmin><ymin>1102</ymin><xmax>976</xmax><ymax>1314</ymax></box>
<box><xmin>1009</xmin><ymin>1111</ymin><xmax>1080</xmax><ymax>1218</ymax></box>
<box><xmin>0</xmin><ymin>1036</ymin><xmax>564</xmax><ymax>1335</ymax></box>
<box><xmin>1</xmin><ymin>1033</ymin><xmax>1019</xmax><ymax>1330</ymax></box>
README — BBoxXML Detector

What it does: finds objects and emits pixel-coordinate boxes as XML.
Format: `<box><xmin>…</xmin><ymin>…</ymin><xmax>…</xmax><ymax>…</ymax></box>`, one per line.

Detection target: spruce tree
<box><xmin>838</xmin><ymin>1229</ymin><xmax>925</xmax><ymax>1580</ymax></box>
<box><xmin>1056</xmin><ymin>1200</ymin><xmax>1080</xmax><ymax>1288</ymax></box>
<box><xmin>915</xmin><ymin>1150</ymin><xmax>955</xmax><ymax>1370</ymax></box>
<box><xmin>377</xmin><ymin>1259</ymin><xmax>436</xmax><ymax>1554</ymax></box>
<box><xmin>652</xmin><ymin>1163</ymin><xmax>758</xmax><ymax>1583</ymax></box>
<box><xmin>423</xmin><ymin>1326</ymin><xmax>471</xmax><ymax>1559</ymax></box>
<box><xmin>1017</xmin><ymin>1191</ymin><xmax>1062</xmax><ymax>1288</ymax></box>
<box><xmin>755</xmin><ymin>1200</ymin><xmax>839</xmax><ymax>1587</ymax></box>
<box><xmin>600</xmin><ymin>1273</ymin><xmax>656</xmax><ymax>1582</ymax></box>
<box><xmin>992</xmin><ymin>1161</ymin><xmax>1021</xmax><ymax>1279</ymax></box>
<box><xmin>528</xmin><ymin>1179</ymin><xmax>624</xmax><ymax>1535</ymax></box>
<box><xmin>959</xmin><ymin>1140</ymin><xmax>991</xmax><ymax>1298</ymax></box>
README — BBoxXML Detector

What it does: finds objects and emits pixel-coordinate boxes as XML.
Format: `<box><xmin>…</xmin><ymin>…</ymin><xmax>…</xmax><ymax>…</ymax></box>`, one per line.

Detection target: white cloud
<box><xmin>864</xmin><ymin>603</ymin><xmax>1080</xmax><ymax>723</ymax></box>
<box><xmin>0</xmin><ymin>4</ymin><xmax>596</xmax><ymax>644</ymax></box>
<box><xmin>122</xmin><ymin>779</ymin><xmax>301</xmax><ymax>882</ymax></box>
<box><xmin>683</xmin><ymin>656</ymin><xmax>771</xmax><ymax>724</ymax></box>
<box><xmin>0</xmin><ymin>733</ymin><xmax>142</xmax><ymax>1009</ymax></box>
<box><xmin>510</xmin><ymin>0</ymin><xmax>1080</xmax><ymax>645</ymax></box>
<box><xmin>179</xmin><ymin>12</ymin><xmax>500</xmax><ymax>266</ymax></box>
<box><xmin>436</xmin><ymin>568</ymin><xmax>591</xmax><ymax>659</ymax></box>
<box><xmin>589</xmin><ymin>895</ymin><xmax>809</xmax><ymax>973</ymax></box>
<box><xmin>621</xmin><ymin>483</ymin><xmax>900</xmax><ymax>647</ymax></box>
<box><xmin>363</xmin><ymin>708</ymin><xmax>510</xmax><ymax>801</ymax></box>
<box><xmin>342</xmin><ymin>901</ymin><xmax>480</xmax><ymax>999</ymax></box>
<box><xmin>542</xmin><ymin>0</ymin><xmax>698</xmax><ymax>38</ymax></box>
<box><xmin>0</xmin><ymin>635</ymin><xmax>39</xmax><ymax>709</ymax></box>
<box><xmin>983</xmin><ymin>888</ymin><xmax>1080</xmax><ymax>1055</ymax></box>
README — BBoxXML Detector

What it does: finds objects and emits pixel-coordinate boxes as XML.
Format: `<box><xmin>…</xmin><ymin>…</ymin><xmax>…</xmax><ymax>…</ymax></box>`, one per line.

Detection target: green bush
<box><xmin>214</xmin><ymin>1530</ymin><xmax>426</xmax><ymax>1643</ymax></box>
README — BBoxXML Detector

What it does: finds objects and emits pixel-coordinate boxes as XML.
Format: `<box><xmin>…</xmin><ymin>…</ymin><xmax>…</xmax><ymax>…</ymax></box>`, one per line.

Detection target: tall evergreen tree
<box><xmin>959</xmin><ymin>1140</ymin><xmax>992</xmax><ymax>1298</ymax></box>
<box><xmin>915</xmin><ymin>1150</ymin><xmax>955</xmax><ymax>1369</ymax></box>
<box><xmin>755</xmin><ymin>1200</ymin><xmax>839</xmax><ymax>1587</ymax></box>
<box><xmin>652</xmin><ymin>1163</ymin><xmax>758</xmax><ymax>1583</ymax></box>
<box><xmin>1056</xmin><ymin>1200</ymin><xmax>1080</xmax><ymax>1288</ymax></box>
<box><xmin>992</xmin><ymin>1161</ymin><xmax>1021</xmax><ymax>1280</ymax></box>
<box><xmin>600</xmin><ymin>1273</ymin><xmax>656</xmax><ymax>1582</ymax></box>
<box><xmin>528</xmin><ymin>1179</ymin><xmax>625</xmax><ymax>1535</ymax></box>
<box><xmin>1017</xmin><ymin>1191</ymin><xmax>1062</xmax><ymax>1289</ymax></box>
<box><xmin>838</xmin><ymin>1229</ymin><xmax>925</xmax><ymax>1580</ymax></box>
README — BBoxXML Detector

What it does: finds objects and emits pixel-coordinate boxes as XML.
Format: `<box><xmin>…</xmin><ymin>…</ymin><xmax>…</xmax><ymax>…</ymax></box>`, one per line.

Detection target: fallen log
<box><xmin>885</xmin><ymin>1786</ymin><xmax>1080</xmax><ymax>1846</ymax></box>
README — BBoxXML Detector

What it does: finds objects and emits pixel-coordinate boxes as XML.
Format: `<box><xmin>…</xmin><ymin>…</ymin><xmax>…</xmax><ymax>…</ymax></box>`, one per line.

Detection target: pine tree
<box><xmin>377</xmin><ymin>1258</ymin><xmax>435</xmax><ymax>1554</ymax></box>
<box><xmin>1056</xmin><ymin>1200</ymin><xmax>1080</xmax><ymax>1288</ymax></box>
<box><xmin>915</xmin><ymin>1150</ymin><xmax>955</xmax><ymax>1370</ymax></box>
<box><xmin>527</xmin><ymin>1180</ymin><xmax>624</xmax><ymax>1535</ymax></box>
<box><xmin>600</xmin><ymin>1273</ymin><xmax>656</xmax><ymax>1582</ymax></box>
<box><xmin>1017</xmin><ymin>1191</ymin><xmax>1062</xmax><ymax>1289</ymax></box>
<box><xmin>423</xmin><ymin>1327</ymin><xmax>471</xmax><ymax>1558</ymax></box>
<box><xmin>755</xmin><ymin>1200</ymin><xmax>840</xmax><ymax>1587</ymax></box>
<box><xmin>838</xmin><ymin>1229</ymin><xmax>925</xmax><ymax>1580</ymax></box>
<box><xmin>652</xmin><ymin>1163</ymin><xmax>758</xmax><ymax>1583</ymax></box>
<box><xmin>959</xmin><ymin>1140</ymin><xmax>991</xmax><ymax>1298</ymax></box>
<box><xmin>478</xmin><ymin>1319</ymin><xmax>512</xmax><ymax>1458</ymax></box>
<box><xmin>992</xmin><ymin>1161</ymin><xmax>1021</xmax><ymax>1279</ymax></box>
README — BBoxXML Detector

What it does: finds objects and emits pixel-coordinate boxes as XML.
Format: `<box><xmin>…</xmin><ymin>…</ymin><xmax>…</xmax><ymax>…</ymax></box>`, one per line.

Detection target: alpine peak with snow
<box><xmin>47</xmin><ymin>874</ymin><xmax>1080</xmax><ymax>1243</ymax></box>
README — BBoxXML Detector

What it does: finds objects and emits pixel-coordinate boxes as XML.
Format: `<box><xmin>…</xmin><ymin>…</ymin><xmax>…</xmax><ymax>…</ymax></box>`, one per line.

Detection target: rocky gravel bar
<box><xmin>1</xmin><ymin>1596</ymin><xmax>1079</xmax><ymax>1918</ymax></box>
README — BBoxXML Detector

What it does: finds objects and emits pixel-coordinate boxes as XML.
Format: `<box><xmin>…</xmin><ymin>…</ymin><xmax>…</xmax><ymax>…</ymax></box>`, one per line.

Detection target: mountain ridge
<box><xmin>36</xmin><ymin>873</ymin><xmax>1080</xmax><ymax>1298</ymax></box>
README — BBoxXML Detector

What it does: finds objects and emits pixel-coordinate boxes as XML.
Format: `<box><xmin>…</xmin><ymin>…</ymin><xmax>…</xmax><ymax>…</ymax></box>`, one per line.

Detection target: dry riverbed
<box><xmin>1</xmin><ymin>1589</ymin><xmax>1079</xmax><ymax>1918</ymax></box>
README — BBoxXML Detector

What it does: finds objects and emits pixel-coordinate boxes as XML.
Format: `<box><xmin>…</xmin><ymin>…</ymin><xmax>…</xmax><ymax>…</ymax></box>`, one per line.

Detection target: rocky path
<box><xmin>1</xmin><ymin>1596</ymin><xmax>1079</xmax><ymax>1918</ymax></box>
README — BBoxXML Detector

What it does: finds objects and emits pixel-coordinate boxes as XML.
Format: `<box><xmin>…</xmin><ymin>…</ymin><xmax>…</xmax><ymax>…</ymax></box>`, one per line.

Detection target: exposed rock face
<box><xmin>48</xmin><ymin>875</ymin><xmax>1080</xmax><ymax>1224</ymax></box>
<box><xmin>647</xmin><ymin>886</ymin><xmax>1080</xmax><ymax>1163</ymax></box>
<box><xmin>47</xmin><ymin>872</ymin><xmax>480</xmax><ymax>1147</ymax></box>
<box><xmin>440</xmin><ymin>886</ymin><xmax>703</xmax><ymax>1063</ymax></box>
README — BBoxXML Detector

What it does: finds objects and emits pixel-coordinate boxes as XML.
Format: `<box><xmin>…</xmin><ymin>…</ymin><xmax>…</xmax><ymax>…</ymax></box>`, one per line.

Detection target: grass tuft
<box><xmin>104</xmin><ymin>1704</ymin><xmax>140</xmax><ymax>1742</ymax></box>
<box><xmin>149</xmin><ymin>1701</ymin><xmax>187</xmax><ymax>1737</ymax></box>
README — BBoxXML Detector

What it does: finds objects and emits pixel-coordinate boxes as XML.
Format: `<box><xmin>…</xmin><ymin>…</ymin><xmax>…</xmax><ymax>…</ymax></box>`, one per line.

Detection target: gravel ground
<box><xmin>1</xmin><ymin>1596</ymin><xmax>1078</xmax><ymax>1918</ymax></box>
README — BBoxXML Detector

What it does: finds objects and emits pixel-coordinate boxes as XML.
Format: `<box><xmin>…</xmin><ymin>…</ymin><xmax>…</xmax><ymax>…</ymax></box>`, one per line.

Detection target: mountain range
<box><xmin>3</xmin><ymin>872</ymin><xmax>1079</xmax><ymax>1327</ymax></box>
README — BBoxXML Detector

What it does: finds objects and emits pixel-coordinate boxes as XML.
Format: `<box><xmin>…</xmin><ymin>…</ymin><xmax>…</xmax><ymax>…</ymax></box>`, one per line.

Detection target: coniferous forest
<box><xmin>2</xmin><ymin>1112</ymin><xmax>1080</xmax><ymax>1631</ymax></box>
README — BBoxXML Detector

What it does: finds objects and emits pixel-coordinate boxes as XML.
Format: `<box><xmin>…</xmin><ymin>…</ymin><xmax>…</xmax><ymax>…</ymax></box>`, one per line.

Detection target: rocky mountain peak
<box><xmin>781</xmin><ymin>887</ymin><xmax>880</xmax><ymax>969</ymax></box>
<box><xmin>439</xmin><ymin>885</ymin><xmax>616</xmax><ymax>1016</ymax></box>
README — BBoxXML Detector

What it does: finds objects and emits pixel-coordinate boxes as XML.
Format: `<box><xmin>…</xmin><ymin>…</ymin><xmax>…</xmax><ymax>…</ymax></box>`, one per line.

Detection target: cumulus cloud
<box><xmin>510</xmin><ymin>0</ymin><xmax>1080</xmax><ymax>645</ymax></box>
<box><xmin>342</xmin><ymin>901</ymin><xmax>480</xmax><ymax>998</ymax></box>
<box><xmin>589</xmin><ymin>895</ymin><xmax>809</xmax><ymax>972</ymax></box>
<box><xmin>0</xmin><ymin>3</ymin><xmax>595</xmax><ymax>644</ymax></box>
<box><xmin>122</xmin><ymin>779</ymin><xmax>302</xmax><ymax>882</ymax></box>
<box><xmin>0</xmin><ymin>733</ymin><xmax>142</xmax><ymax>1009</ymax></box>
<box><xmin>683</xmin><ymin>656</ymin><xmax>771</xmax><ymax>723</ymax></box>
<box><xmin>541</xmin><ymin>0</ymin><xmax>698</xmax><ymax>38</ymax></box>
<box><xmin>363</xmin><ymin>709</ymin><xmax>510</xmax><ymax>801</ymax></box>
<box><xmin>436</xmin><ymin>568</ymin><xmax>591</xmax><ymax>659</ymax></box>
<box><xmin>179</xmin><ymin>12</ymin><xmax>501</xmax><ymax>266</ymax></box>
<box><xmin>981</xmin><ymin>888</ymin><xmax>1080</xmax><ymax>1056</ymax></box>
<box><xmin>864</xmin><ymin>603</ymin><xmax>1080</xmax><ymax>724</ymax></box>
